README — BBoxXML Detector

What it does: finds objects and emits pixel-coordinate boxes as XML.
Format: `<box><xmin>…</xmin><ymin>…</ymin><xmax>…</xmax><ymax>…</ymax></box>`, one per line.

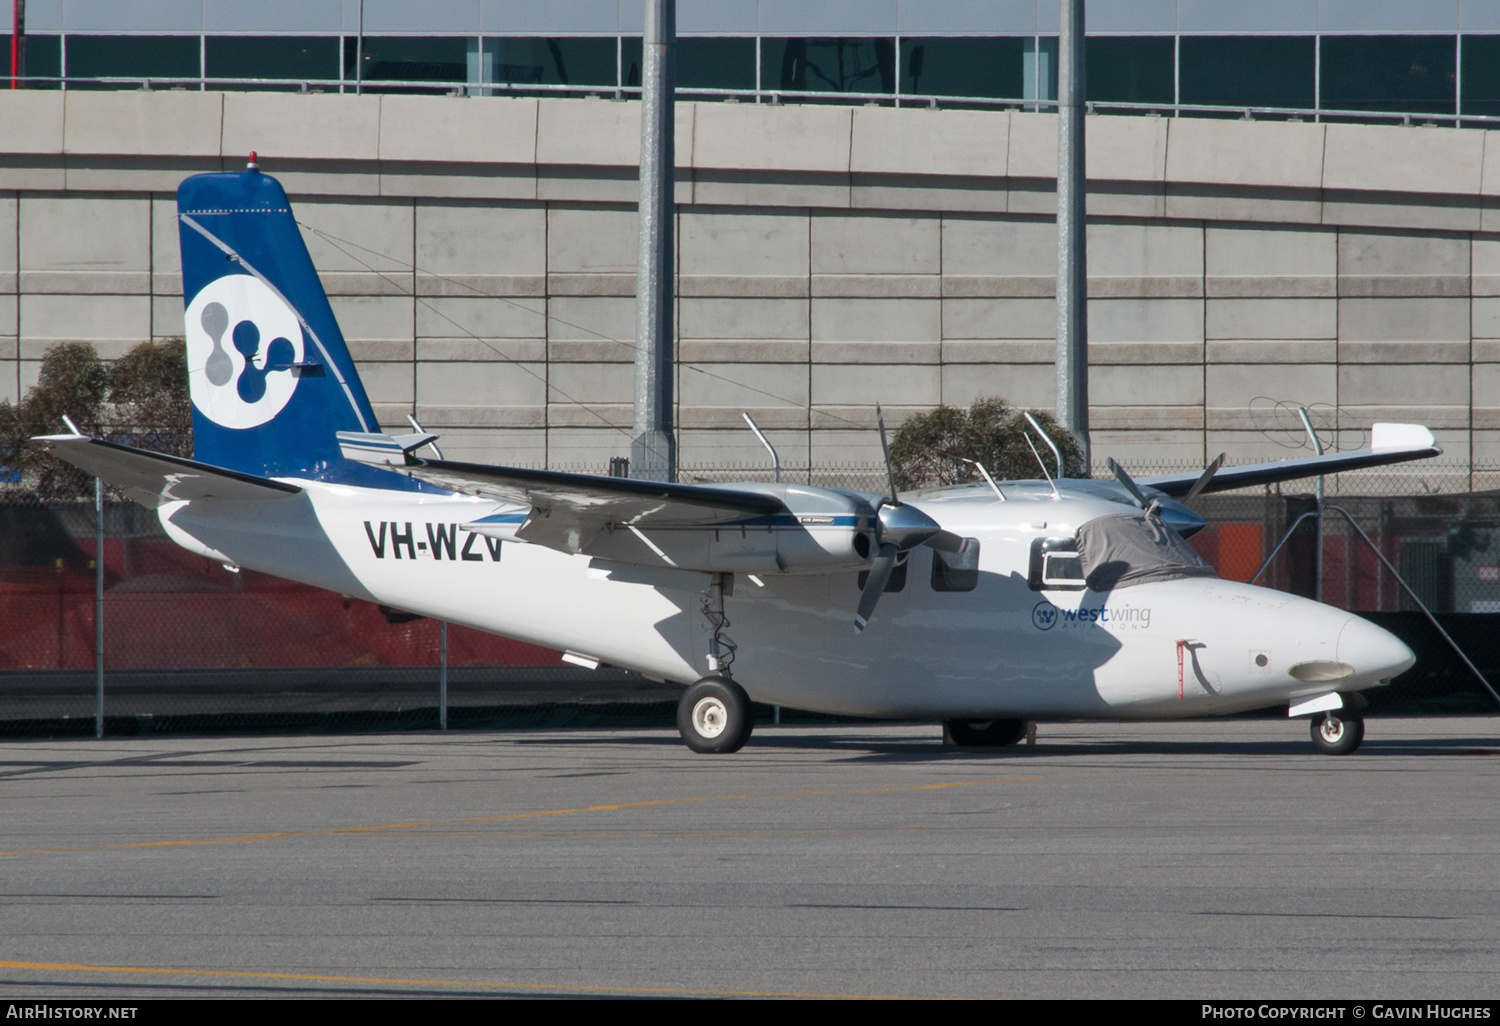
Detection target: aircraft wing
<box><xmin>1139</xmin><ymin>424</ymin><xmax>1443</xmax><ymax>498</ymax></box>
<box><xmin>33</xmin><ymin>435</ymin><xmax>302</xmax><ymax>508</ymax></box>
<box><xmin>402</xmin><ymin>459</ymin><xmax>787</xmax><ymax>553</ymax></box>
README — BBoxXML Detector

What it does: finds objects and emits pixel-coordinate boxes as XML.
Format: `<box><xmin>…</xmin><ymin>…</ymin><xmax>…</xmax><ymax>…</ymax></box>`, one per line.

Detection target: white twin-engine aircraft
<box><xmin>39</xmin><ymin>165</ymin><xmax>1439</xmax><ymax>755</ymax></box>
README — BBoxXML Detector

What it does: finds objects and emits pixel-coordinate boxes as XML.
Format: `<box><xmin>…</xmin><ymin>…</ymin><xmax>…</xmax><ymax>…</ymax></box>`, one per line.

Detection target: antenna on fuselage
<box><xmin>1023</xmin><ymin>412</ymin><xmax>1064</xmax><ymax>479</ymax></box>
<box><xmin>961</xmin><ymin>458</ymin><xmax>1006</xmax><ymax>502</ymax></box>
<box><xmin>741</xmin><ymin>412</ymin><xmax>781</xmax><ymax>483</ymax></box>
<box><xmin>1024</xmin><ymin>433</ymin><xmax>1060</xmax><ymax>501</ymax></box>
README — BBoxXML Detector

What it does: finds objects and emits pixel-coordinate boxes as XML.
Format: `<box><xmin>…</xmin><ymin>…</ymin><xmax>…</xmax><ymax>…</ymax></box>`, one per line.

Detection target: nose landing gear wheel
<box><xmin>677</xmin><ymin>677</ymin><xmax>754</xmax><ymax>754</ymax></box>
<box><xmin>1310</xmin><ymin>712</ymin><xmax>1364</xmax><ymax>756</ymax></box>
<box><xmin>943</xmin><ymin>718</ymin><xmax>1028</xmax><ymax>747</ymax></box>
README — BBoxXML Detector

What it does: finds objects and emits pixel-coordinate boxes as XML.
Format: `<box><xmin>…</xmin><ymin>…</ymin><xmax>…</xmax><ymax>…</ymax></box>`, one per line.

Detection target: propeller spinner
<box><xmin>1107</xmin><ymin>453</ymin><xmax>1222</xmax><ymax>538</ymax></box>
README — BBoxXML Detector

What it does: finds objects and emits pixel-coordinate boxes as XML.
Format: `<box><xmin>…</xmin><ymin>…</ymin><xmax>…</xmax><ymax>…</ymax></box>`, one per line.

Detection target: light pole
<box><xmin>631</xmin><ymin>0</ymin><xmax>677</xmax><ymax>482</ymax></box>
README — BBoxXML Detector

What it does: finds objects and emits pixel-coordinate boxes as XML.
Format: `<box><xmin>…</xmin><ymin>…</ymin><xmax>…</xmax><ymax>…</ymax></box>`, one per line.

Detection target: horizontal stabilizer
<box><xmin>1139</xmin><ymin>424</ymin><xmax>1442</xmax><ymax>498</ymax></box>
<box><xmin>403</xmin><ymin>459</ymin><xmax>787</xmax><ymax>554</ymax></box>
<box><xmin>336</xmin><ymin>430</ymin><xmax>440</xmax><ymax>466</ymax></box>
<box><xmin>33</xmin><ymin>434</ymin><xmax>301</xmax><ymax>508</ymax></box>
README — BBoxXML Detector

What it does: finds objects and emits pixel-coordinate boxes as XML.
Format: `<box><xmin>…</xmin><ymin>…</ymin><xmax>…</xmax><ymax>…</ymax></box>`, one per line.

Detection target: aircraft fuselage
<box><xmin>156</xmin><ymin>477</ymin><xmax>1414</xmax><ymax>722</ymax></box>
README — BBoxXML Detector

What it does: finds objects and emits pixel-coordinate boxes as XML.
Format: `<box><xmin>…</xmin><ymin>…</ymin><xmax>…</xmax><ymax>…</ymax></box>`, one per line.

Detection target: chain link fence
<box><xmin>3</xmin><ymin>459</ymin><xmax>1497</xmax><ymax>736</ymax></box>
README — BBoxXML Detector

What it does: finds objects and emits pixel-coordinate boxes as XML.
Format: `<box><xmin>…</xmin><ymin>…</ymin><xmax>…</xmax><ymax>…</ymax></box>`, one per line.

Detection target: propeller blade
<box><xmin>855</xmin><ymin>543</ymin><xmax>899</xmax><ymax>633</ymax></box>
<box><xmin>876</xmin><ymin>403</ymin><xmax>900</xmax><ymax>506</ymax></box>
<box><xmin>1107</xmin><ymin>457</ymin><xmax>1153</xmax><ymax>510</ymax></box>
<box><xmin>1181</xmin><ymin>453</ymin><xmax>1226</xmax><ymax>506</ymax></box>
<box><xmin>924</xmin><ymin>529</ymin><xmax>966</xmax><ymax>553</ymax></box>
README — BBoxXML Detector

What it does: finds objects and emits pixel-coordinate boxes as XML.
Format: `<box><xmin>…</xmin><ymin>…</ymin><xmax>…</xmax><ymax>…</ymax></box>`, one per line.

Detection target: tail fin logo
<box><xmin>185</xmin><ymin>273</ymin><xmax>304</xmax><ymax>429</ymax></box>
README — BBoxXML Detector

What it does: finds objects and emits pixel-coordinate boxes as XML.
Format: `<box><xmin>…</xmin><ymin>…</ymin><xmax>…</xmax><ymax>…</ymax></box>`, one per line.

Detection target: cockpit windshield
<box><xmin>1075</xmin><ymin>513</ymin><xmax>1216</xmax><ymax>591</ymax></box>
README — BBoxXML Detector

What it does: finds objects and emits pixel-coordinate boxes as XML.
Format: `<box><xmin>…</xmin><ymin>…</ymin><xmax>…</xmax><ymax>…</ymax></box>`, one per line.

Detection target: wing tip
<box><xmin>1370</xmin><ymin>422</ymin><xmax>1438</xmax><ymax>452</ymax></box>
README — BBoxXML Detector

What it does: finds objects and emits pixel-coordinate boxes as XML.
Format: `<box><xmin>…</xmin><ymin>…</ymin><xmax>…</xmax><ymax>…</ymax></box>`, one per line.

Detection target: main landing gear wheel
<box><xmin>677</xmin><ymin>677</ymin><xmax>754</xmax><ymax>754</ymax></box>
<box><xmin>943</xmin><ymin>718</ymin><xmax>1028</xmax><ymax>747</ymax></box>
<box><xmin>1310</xmin><ymin>712</ymin><xmax>1364</xmax><ymax>756</ymax></box>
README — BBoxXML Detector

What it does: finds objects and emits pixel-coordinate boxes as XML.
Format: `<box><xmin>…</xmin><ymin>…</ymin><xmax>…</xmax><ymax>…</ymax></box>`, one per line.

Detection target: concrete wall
<box><xmin>4</xmin><ymin>91</ymin><xmax>1500</xmax><ymax>473</ymax></box>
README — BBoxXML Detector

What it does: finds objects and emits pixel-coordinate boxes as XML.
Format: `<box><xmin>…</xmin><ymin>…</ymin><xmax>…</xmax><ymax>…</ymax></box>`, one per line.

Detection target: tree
<box><xmin>109</xmin><ymin>338</ymin><xmax>192</xmax><ymax>457</ymax></box>
<box><xmin>0</xmin><ymin>342</ymin><xmax>109</xmax><ymax>497</ymax></box>
<box><xmin>888</xmin><ymin>396</ymin><xmax>1087</xmax><ymax>490</ymax></box>
<box><xmin>0</xmin><ymin>339</ymin><xmax>192</xmax><ymax>498</ymax></box>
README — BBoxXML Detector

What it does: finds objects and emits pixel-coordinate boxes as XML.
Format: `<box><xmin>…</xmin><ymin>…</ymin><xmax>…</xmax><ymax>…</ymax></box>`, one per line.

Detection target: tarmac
<box><xmin>0</xmin><ymin>716</ymin><xmax>1497</xmax><ymax>999</ymax></box>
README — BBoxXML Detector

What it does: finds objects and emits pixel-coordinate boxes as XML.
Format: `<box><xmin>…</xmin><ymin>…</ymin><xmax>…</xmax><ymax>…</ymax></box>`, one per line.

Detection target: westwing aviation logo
<box><xmin>1032</xmin><ymin>602</ymin><xmax>1153</xmax><ymax>631</ymax></box>
<box><xmin>185</xmin><ymin>274</ymin><xmax>304</xmax><ymax>429</ymax></box>
<box><xmin>1031</xmin><ymin>601</ymin><xmax>1059</xmax><ymax>630</ymax></box>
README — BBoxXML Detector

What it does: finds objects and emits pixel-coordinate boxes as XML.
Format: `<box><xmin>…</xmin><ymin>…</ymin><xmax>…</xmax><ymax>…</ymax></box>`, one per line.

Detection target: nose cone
<box><xmin>1337</xmin><ymin>615</ymin><xmax>1415</xmax><ymax>686</ymax></box>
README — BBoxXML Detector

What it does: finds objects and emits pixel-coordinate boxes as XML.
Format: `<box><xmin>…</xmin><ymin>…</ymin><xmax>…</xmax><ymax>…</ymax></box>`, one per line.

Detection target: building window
<box><xmin>1320</xmin><ymin>35</ymin><xmax>1456</xmax><ymax>116</ymax></box>
<box><xmin>900</xmin><ymin>37</ymin><xmax>1025</xmax><ymax>103</ymax></box>
<box><xmin>1086</xmin><ymin>36</ymin><xmax>1174</xmax><ymax>107</ymax></box>
<box><xmin>65</xmin><ymin>35</ymin><xmax>200</xmax><ymax>88</ymax></box>
<box><xmin>1025</xmin><ymin>36</ymin><xmax>1057</xmax><ymax>104</ymax></box>
<box><xmin>675</xmin><ymin>37</ymin><xmax>757</xmax><ymax>94</ymax></box>
<box><xmin>491</xmin><ymin>36</ymin><xmax>618</xmax><ymax>92</ymax></box>
<box><xmin>206</xmin><ymin>36</ymin><xmax>339</xmax><ymax>91</ymax></box>
<box><xmin>1178</xmin><ymin>36</ymin><xmax>1315</xmax><ymax>111</ymax></box>
<box><xmin>761</xmin><ymin>37</ymin><xmax>895</xmax><ymax>99</ymax></box>
<box><xmin>1460</xmin><ymin>36</ymin><xmax>1500</xmax><ymax>117</ymax></box>
<box><xmin>346</xmin><ymin>36</ymin><xmax>469</xmax><ymax>92</ymax></box>
<box><xmin>3</xmin><ymin>32</ymin><xmax>60</xmax><ymax>87</ymax></box>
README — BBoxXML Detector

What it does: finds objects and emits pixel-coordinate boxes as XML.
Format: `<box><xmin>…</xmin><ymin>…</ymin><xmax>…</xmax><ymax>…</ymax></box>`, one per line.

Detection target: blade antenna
<box><xmin>961</xmin><ymin>458</ymin><xmax>1006</xmax><ymax>502</ymax></box>
<box><xmin>742</xmin><ymin>412</ymin><xmax>781</xmax><ymax>483</ymax></box>
<box><xmin>1023</xmin><ymin>412</ymin><xmax>1064</xmax><ymax>479</ymax></box>
<box><xmin>1025</xmin><ymin>433</ymin><xmax>1060</xmax><ymax>500</ymax></box>
<box><xmin>875</xmin><ymin>403</ymin><xmax>900</xmax><ymax>506</ymax></box>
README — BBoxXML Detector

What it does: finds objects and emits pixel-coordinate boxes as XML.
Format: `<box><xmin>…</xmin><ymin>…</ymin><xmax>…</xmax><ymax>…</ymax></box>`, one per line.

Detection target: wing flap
<box><xmin>404</xmin><ymin>459</ymin><xmax>785</xmax><ymax>536</ymax></box>
<box><xmin>34</xmin><ymin>435</ymin><xmax>301</xmax><ymax>508</ymax></box>
<box><xmin>1139</xmin><ymin>424</ymin><xmax>1443</xmax><ymax>498</ymax></box>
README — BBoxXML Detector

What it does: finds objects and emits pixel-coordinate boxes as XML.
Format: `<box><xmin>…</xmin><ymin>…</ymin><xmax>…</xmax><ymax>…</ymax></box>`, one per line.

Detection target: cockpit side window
<box><xmin>1029</xmin><ymin>536</ymin><xmax>1086</xmax><ymax>591</ymax></box>
<box><xmin>931</xmin><ymin>537</ymin><xmax>980</xmax><ymax>592</ymax></box>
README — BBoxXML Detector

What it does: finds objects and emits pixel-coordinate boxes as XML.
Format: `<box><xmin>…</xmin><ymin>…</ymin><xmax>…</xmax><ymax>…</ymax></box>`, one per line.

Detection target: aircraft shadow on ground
<box><xmin>510</xmin><ymin>729</ymin><xmax>1500</xmax><ymax>761</ymax></box>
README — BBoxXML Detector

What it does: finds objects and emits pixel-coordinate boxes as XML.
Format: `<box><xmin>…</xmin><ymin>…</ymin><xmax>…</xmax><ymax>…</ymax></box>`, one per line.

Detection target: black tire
<box><xmin>677</xmin><ymin>677</ymin><xmax>754</xmax><ymax>754</ymax></box>
<box><xmin>943</xmin><ymin>718</ymin><xmax>1028</xmax><ymax>747</ymax></box>
<box><xmin>1310</xmin><ymin>713</ymin><xmax>1364</xmax><ymax>756</ymax></box>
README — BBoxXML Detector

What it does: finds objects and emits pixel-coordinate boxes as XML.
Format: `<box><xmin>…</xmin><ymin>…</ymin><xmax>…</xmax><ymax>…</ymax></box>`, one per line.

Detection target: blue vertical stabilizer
<box><xmin>177</xmin><ymin>167</ymin><xmax>381</xmax><ymax>480</ymax></box>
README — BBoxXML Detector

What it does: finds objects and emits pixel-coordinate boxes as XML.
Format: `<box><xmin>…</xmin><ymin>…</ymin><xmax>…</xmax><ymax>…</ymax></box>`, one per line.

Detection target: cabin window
<box><xmin>857</xmin><ymin>556</ymin><xmax>907</xmax><ymax>594</ymax></box>
<box><xmin>931</xmin><ymin>538</ymin><xmax>981</xmax><ymax>592</ymax></box>
<box><xmin>1029</xmin><ymin>537</ymin><xmax>1086</xmax><ymax>591</ymax></box>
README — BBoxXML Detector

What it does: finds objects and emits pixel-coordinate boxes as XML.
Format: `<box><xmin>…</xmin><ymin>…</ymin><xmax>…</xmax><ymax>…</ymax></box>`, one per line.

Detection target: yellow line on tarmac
<box><xmin>0</xmin><ymin>959</ymin><xmax>920</xmax><ymax>1000</ymax></box>
<box><xmin>0</xmin><ymin>777</ymin><xmax>1038</xmax><ymax>858</ymax></box>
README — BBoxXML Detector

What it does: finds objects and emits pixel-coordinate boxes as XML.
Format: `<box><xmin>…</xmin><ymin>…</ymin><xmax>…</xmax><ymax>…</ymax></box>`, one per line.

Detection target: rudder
<box><xmin>177</xmin><ymin>163</ymin><xmax>380</xmax><ymax>479</ymax></box>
